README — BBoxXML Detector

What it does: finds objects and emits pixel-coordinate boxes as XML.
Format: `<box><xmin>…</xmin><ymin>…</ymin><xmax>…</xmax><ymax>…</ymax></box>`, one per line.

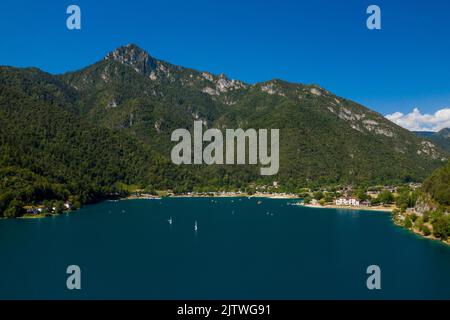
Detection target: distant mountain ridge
<box><xmin>0</xmin><ymin>44</ymin><xmax>448</xmax><ymax>216</ymax></box>
<box><xmin>414</xmin><ymin>128</ymin><xmax>450</xmax><ymax>153</ymax></box>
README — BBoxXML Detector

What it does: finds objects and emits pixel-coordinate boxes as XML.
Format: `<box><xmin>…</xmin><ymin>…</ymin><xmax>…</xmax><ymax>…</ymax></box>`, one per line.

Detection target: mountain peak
<box><xmin>105</xmin><ymin>44</ymin><xmax>148</xmax><ymax>59</ymax></box>
<box><xmin>104</xmin><ymin>44</ymin><xmax>157</xmax><ymax>74</ymax></box>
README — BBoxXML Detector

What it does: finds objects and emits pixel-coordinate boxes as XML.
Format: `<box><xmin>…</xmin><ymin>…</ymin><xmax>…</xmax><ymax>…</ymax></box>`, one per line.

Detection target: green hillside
<box><xmin>59</xmin><ymin>45</ymin><xmax>447</xmax><ymax>184</ymax></box>
<box><xmin>423</xmin><ymin>160</ymin><xmax>450</xmax><ymax>206</ymax></box>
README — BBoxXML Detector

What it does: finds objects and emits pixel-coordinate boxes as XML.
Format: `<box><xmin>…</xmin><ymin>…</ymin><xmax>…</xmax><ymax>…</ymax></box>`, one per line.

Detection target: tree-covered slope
<box><xmin>423</xmin><ymin>160</ymin><xmax>450</xmax><ymax>206</ymax></box>
<box><xmin>405</xmin><ymin>160</ymin><xmax>450</xmax><ymax>241</ymax></box>
<box><xmin>0</xmin><ymin>66</ymin><xmax>179</xmax><ymax>217</ymax></box>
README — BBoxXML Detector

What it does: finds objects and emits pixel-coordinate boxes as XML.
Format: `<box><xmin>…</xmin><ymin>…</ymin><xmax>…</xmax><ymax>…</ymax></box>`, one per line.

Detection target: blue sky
<box><xmin>0</xmin><ymin>0</ymin><xmax>449</xmax><ymax>125</ymax></box>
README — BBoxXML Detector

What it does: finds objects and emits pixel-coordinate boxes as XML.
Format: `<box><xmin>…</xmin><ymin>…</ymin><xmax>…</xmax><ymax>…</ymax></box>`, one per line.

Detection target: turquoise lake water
<box><xmin>0</xmin><ymin>197</ymin><xmax>449</xmax><ymax>299</ymax></box>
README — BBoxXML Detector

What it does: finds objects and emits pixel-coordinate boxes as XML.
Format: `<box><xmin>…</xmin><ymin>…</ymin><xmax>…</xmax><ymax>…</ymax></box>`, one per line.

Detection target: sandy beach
<box><xmin>296</xmin><ymin>203</ymin><xmax>394</xmax><ymax>212</ymax></box>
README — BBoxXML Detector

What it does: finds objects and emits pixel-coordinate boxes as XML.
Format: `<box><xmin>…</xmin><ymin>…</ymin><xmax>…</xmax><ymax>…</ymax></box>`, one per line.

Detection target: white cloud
<box><xmin>385</xmin><ymin>107</ymin><xmax>450</xmax><ymax>132</ymax></box>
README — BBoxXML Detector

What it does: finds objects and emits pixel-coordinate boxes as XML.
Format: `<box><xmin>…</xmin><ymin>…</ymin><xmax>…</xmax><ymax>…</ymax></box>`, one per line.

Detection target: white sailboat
<box><xmin>168</xmin><ymin>217</ymin><xmax>173</xmax><ymax>225</ymax></box>
<box><xmin>194</xmin><ymin>220</ymin><xmax>198</xmax><ymax>232</ymax></box>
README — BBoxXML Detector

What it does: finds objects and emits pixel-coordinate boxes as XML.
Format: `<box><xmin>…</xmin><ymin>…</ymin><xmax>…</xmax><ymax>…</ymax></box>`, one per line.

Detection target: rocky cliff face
<box><xmin>105</xmin><ymin>44</ymin><xmax>158</xmax><ymax>76</ymax></box>
<box><xmin>412</xmin><ymin>195</ymin><xmax>436</xmax><ymax>216</ymax></box>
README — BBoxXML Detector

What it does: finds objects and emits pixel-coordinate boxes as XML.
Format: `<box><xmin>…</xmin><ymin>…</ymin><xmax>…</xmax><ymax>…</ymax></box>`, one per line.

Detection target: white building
<box><xmin>336</xmin><ymin>197</ymin><xmax>360</xmax><ymax>206</ymax></box>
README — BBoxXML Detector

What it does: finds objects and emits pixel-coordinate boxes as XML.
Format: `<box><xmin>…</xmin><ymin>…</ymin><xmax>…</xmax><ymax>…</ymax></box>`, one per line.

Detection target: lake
<box><xmin>0</xmin><ymin>197</ymin><xmax>449</xmax><ymax>299</ymax></box>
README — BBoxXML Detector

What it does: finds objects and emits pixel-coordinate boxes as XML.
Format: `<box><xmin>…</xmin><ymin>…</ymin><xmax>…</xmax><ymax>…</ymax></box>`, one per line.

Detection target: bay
<box><xmin>0</xmin><ymin>197</ymin><xmax>449</xmax><ymax>299</ymax></box>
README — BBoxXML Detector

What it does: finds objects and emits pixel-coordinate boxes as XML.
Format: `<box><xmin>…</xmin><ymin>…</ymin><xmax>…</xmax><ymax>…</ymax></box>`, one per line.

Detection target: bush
<box><xmin>421</xmin><ymin>225</ymin><xmax>431</xmax><ymax>236</ymax></box>
<box><xmin>432</xmin><ymin>215</ymin><xmax>450</xmax><ymax>241</ymax></box>
<box><xmin>53</xmin><ymin>201</ymin><xmax>65</xmax><ymax>214</ymax></box>
<box><xmin>4</xmin><ymin>200</ymin><xmax>24</xmax><ymax>218</ymax></box>
<box><xmin>415</xmin><ymin>216</ymin><xmax>424</xmax><ymax>229</ymax></box>
<box><xmin>378</xmin><ymin>190</ymin><xmax>394</xmax><ymax>204</ymax></box>
<box><xmin>404</xmin><ymin>216</ymin><xmax>413</xmax><ymax>229</ymax></box>
<box><xmin>72</xmin><ymin>201</ymin><xmax>81</xmax><ymax>210</ymax></box>
<box><xmin>313</xmin><ymin>191</ymin><xmax>324</xmax><ymax>200</ymax></box>
<box><xmin>303</xmin><ymin>196</ymin><xmax>312</xmax><ymax>204</ymax></box>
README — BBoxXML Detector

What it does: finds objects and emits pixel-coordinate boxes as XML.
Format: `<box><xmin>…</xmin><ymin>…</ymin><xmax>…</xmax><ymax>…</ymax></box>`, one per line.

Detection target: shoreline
<box><xmin>125</xmin><ymin>193</ymin><xmax>394</xmax><ymax>212</ymax></box>
<box><xmin>393</xmin><ymin>220</ymin><xmax>450</xmax><ymax>246</ymax></box>
<box><xmin>296</xmin><ymin>203</ymin><xmax>394</xmax><ymax>212</ymax></box>
<box><xmin>8</xmin><ymin>194</ymin><xmax>449</xmax><ymax>248</ymax></box>
<box><xmin>18</xmin><ymin>212</ymin><xmax>68</xmax><ymax>220</ymax></box>
<box><xmin>125</xmin><ymin>192</ymin><xmax>301</xmax><ymax>200</ymax></box>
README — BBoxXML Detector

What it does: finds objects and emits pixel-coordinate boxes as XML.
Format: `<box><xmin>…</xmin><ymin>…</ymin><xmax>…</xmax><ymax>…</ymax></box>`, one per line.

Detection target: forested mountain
<box><xmin>415</xmin><ymin>128</ymin><xmax>450</xmax><ymax>153</ymax></box>
<box><xmin>59</xmin><ymin>44</ymin><xmax>447</xmax><ymax>183</ymax></box>
<box><xmin>423</xmin><ymin>160</ymin><xmax>450</xmax><ymax>207</ymax></box>
<box><xmin>0</xmin><ymin>44</ymin><xmax>448</xmax><ymax>217</ymax></box>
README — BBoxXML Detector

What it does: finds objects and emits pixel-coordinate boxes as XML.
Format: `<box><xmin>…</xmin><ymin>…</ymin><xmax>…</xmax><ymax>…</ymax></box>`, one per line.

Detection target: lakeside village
<box><xmin>21</xmin><ymin>200</ymin><xmax>79</xmax><ymax>219</ymax></box>
<box><xmin>21</xmin><ymin>181</ymin><xmax>423</xmax><ymax>219</ymax></box>
<box><xmin>128</xmin><ymin>181</ymin><xmax>422</xmax><ymax>212</ymax></box>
